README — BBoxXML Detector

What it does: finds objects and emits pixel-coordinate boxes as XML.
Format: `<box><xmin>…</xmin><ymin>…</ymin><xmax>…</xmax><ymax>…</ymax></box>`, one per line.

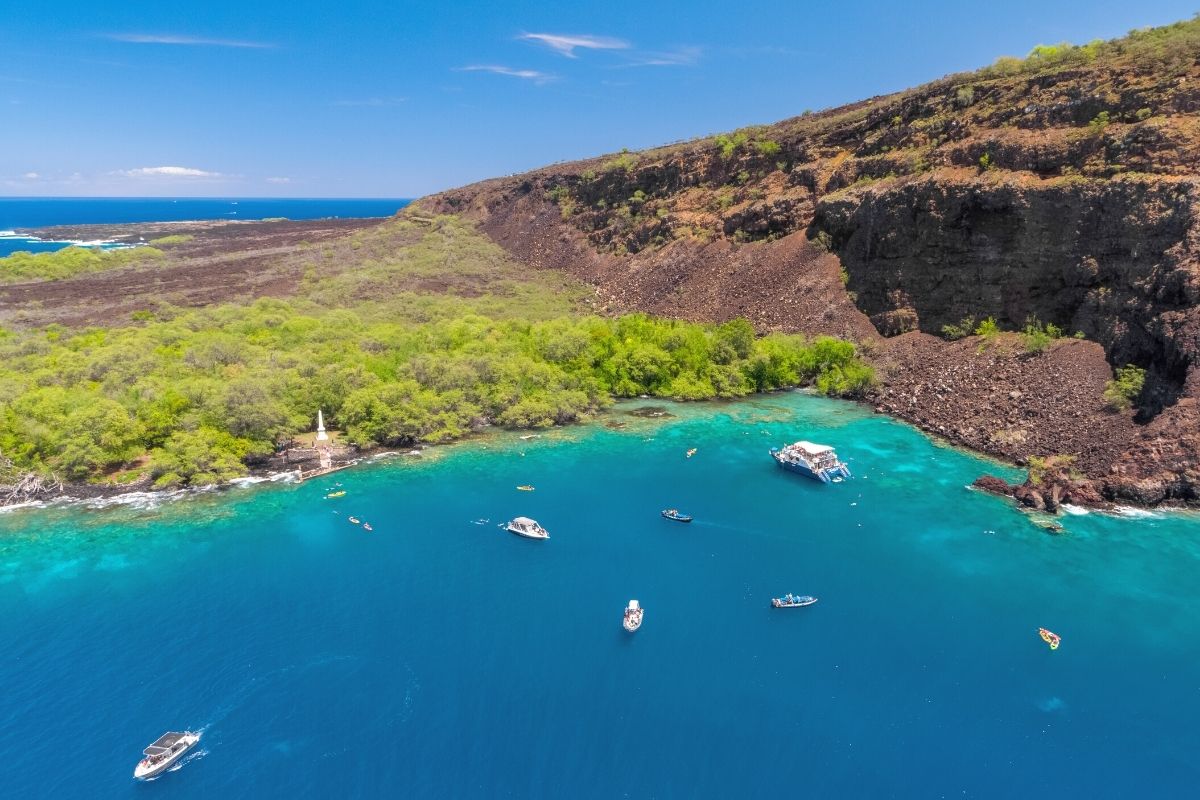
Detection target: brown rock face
<box><xmin>421</xmin><ymin>22</ymin><xmax>1200</xmax><ymax>507</ymax></box>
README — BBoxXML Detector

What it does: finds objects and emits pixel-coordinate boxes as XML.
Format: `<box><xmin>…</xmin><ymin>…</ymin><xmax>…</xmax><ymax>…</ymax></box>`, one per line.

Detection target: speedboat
<box><xmin>516</xmin><ymin>485</ymin><xmax>535</xmax><ymax>492</ymax></box>
<box><xmin>134</xmin><ymin>731</ymin><xmax>200</xmax><ymax>780</ymax></box>
<box><xmin>769</xmin><ymin>441</ymin><xmax>851</xmax><ymax>483</ymax></box>
<box><xmin>660</xmin><ymin>509</ymin><xmax>693</xmax><ymax>523</ymax></box>
<box><xmin>771</xmin><ymin>593</ymin><xmax>818</xmax><ymax>608</ymax></box>
<box><xmin>623</xmin><ymin>600</ymin><xmax>643</xmax><ymax>632</ymax></box>
<box><xmin>326</xmin><ymin>491</ymin><xmax>345</xmax><ymax>498</ymax></box>
<box><xmin>686</xmin><ymin>448</ymin><xmax>697</xmax><ymax>458</ymax></box>
<box><xmin>505</xmin><ymin>517</ymin><xmax>549</xmax><ymax>539</ymax></box>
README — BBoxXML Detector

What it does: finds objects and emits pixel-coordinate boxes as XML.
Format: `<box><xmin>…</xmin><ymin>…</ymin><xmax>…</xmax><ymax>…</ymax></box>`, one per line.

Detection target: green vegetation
<box><xmin>1136</xmin><ymin>107</ymin><xmax>1153</xmax><ymax>121</ymax></box>
<box><xmin>1088</xmin><ymin>111</ymin><xmax>1111</xmax><ymax>136</ymax></box>
<box><xmin>973</xmin><ymin>316</ymin><xmax>1000</xmax><ymax>339</ymax></box>
<box><xmin>940</xmin><ymin>315</ymin><xmax>977</xmax><ymax>340</ymax></box>
<box><xmin>0</xmin><ymin>215</ymin><xmax>874</xmax><ymax>488</ymax></box>
<box><xmin>1103</xmin><ymin>364</ymin><xmax>1146</xmax><ymax>411</ymax></box>
<box><xmin>978</xmin><ymin>152</ymin><xmax>994</xmax><ymax>171</ymax></box>
<box><xmin>955</xmin><ymin>86</ymin><xmax>975</xmax><ymax>108</ymax></box>
<box><xmin>714</xmin><ymin>132</ymin><xmax>749</xmax><ymax>159</ymax></box>
<box><xmin>0</xmin><ymin>246</ymin><xmax>162</xmax><ymax>284</ymax></box>
<box><xmin>604</xmin><ymin>149</ymin><xmax>639</xmax><ymax>173</ymax></box>
<box><xmin>1027</xmin><ymin>454</ymin><xmax>1081</xmax><ymax>485</ymax></box>
<box><xmin>148</xmin><ymin>234</ymin><xmax>194</xmax><ymax>246</ymax></box>
<box><xmin>1020</xmin><ymin>318</ymin><xmax>1065</xmax><ymax>354</ymax></box>
<box><xmin>754</xmin><ymin>139</ymin><xmax>781</xmax><ymax>157</ymax></box>
<box><xmin>978</xmin><ymin>16</ymin><xmax>1200</xmax><ymax>78</ymax></box>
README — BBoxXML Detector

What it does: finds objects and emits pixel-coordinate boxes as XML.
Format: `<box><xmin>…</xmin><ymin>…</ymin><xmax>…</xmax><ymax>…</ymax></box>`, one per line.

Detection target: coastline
<box><xmin>4</xmin><ymin>392</ymin><xmax>1193</xmax><ymax>518</ymax></box>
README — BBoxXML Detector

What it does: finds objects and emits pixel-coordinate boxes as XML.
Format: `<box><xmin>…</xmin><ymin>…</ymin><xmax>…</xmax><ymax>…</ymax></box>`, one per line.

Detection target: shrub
<box><xmin>974</xmin><ymin>317</ymin><xmax>1000</xmax><ymax>340</ymax></box>
<box><xmin>1136</xmin><ymin>107</ymin><xmax>1153</xmax><ymax>121</ymax></box>
<box><xmin>604</xmin><ymin>150</ymin><xmax>639</xmax><ymax>173</ymax></box>
<box><xmin>1089</xmin><ymin>111</ymin><xmax>1111</xmax><ymax>136</ymax></box>
<box><xmin>714</xmin><ymin>132</ymin><xmax>749</xmax><ymax>159</ymax></box>
<box><xmin>979</xmin><ymin>152</ymin><xmax>995</xmax><ymax>171</ymax></box>
<box><xmin>941</xmin><ymin>316</ymin><xmax>977</xmax><ymax>340</ymax></box>
<box><xmin>955</xmin><ymin>86</ymin><xmax>975</xmax><ymax>108</ymax></box>
<box><xmin>1103</xmin><ymin>364</ymin><xmax>1146</xmax><ymax>411</ymax></box>
<box><xmin>1021</xmin><ymin>318</ymin><xmax>1065</xmax><ymax>354</ymax></box>
<box><xmin>754</xmin><ymin>139</ymin><xmax>781</xmax><ymax>157</ymax></box>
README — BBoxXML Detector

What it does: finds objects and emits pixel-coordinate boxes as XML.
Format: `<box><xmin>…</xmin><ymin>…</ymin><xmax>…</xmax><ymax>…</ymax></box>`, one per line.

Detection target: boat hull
<box><xmin>133</xmin><ymin>735</ymin><xmax>199</xmax><ymax>780</ymax></box>
<box><xmin>770</xmin><ymin>451</ymin><xmax>851</xmax><ymax>483</ymax></box>
<box><xmin>772</xmin><ymin>597</ymin><xmax>818</xmax><ymax>608</ymax></box>
<box><xmin>506</xmin><ymin>525</ymin><xmax>548</xmax><ymax>540</ymax></box>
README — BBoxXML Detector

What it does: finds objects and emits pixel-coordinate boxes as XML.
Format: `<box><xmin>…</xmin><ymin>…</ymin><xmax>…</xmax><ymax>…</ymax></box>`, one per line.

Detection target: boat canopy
<box><xmin>143</xmin><ymin>732</ymin><xmax>188</xmax><ymax>756</ymax></box>
<box><xmin>512</xmin><ymin>517</ymin><xmax>536</xmax><ymax>526</ymax></box>
<box><xmin>793</xmin><ymin>441</ymin><xmax>834</xmax><ymax>455</ymax></box>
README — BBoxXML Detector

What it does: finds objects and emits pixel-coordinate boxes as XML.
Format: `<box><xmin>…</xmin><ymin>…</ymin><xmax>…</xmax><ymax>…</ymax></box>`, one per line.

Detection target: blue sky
<box><xmin>1</xmin><ymin>0</ymin><xmax>1195</xmax><ymax>198</ymax></box>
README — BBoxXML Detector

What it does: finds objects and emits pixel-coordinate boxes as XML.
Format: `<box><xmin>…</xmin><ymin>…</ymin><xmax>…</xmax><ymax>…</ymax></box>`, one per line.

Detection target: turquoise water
<box><xmin>1</xmin><ymin>393</ymin><xmax>1197</xmax><ymax>798</ymax></box>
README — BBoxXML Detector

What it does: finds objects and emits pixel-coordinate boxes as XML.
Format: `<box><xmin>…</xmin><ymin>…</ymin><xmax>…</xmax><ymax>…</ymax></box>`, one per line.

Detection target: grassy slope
<box><xmin>0</xmin><ymin>215</ymin><xmax>872</xmax><ymax>489</ymax></box>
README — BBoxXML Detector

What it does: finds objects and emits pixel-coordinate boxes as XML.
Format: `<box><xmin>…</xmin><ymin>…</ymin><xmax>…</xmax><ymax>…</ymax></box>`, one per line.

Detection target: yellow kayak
<box><xmin>326</xmin><ymin>491</ymin><xmax>346</xmax><ymax>499</ymax></box>
<box><xmin>1038</xmin><ymin>628</ymin><xmax>1061</xmax><ymax>650</ymax></box>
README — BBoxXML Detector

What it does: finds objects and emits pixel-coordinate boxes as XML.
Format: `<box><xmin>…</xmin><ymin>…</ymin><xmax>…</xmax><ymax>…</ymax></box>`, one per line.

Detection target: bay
<box><xmin>0</xmin><ymin>393</ymin><xmax>1196</xmax><ymax>798</ymax></box>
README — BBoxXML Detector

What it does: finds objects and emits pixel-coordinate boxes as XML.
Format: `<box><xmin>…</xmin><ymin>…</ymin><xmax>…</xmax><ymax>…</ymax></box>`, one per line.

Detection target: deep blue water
<box><xmin>1</xmin><ymin>393</ymin><xmax>1198</xmax><ymax>798</ymax></box>
<box><xmin>0</xmin><ymin>197</ymin><xmax>409</xmax><ymax>257</ymax></box>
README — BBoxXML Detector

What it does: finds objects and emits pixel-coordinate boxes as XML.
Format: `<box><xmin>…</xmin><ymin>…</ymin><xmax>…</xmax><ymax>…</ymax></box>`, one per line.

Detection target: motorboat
<box><xmin>516</xmin><ymin>485</ymin><xmax>535</xmax><ymax>492</ymax></box>
<box><xmin>769</xmin><ymin>441</ymin><xmax>851</xmax><ymax>483</ymax></box>
<box><xmin>623</xmin><ymin>600</ymin><xmax>643</xmax><ymax>632</ymax></box>
<box><xmin>686</xmin><ymin>448</ymin><xmax>697</xmax><ymax>458</ymax></box>
<box><xmin>133</xmin><ymin>731</ymin><xmax>200</xmax><ymax>780</ymax></box>
<box><xmin>505</xmin><ymin>517</ymin><xmax>549</xmax><ymax>539</ymax></box>
<box><xmin>660</xmin><ymin>509</ymin><xmax>693</xmax><ymax>523</ymax></box>
<box><xmin>771</xmin><ymin>593</ymin><xmax>818</xmax><ymax>608</ymax></box>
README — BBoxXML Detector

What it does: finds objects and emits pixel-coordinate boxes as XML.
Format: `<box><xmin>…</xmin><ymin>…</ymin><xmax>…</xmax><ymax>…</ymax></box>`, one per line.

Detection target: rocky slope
<box><xmin>421</xmin><ymin>21</ymin><xmax>1200</xmax><ymax>507</ymax></box>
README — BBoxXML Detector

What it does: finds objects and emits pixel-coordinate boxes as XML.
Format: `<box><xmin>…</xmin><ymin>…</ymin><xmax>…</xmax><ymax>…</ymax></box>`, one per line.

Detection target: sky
<box><xmin>1</xmin><ymin>0</ymin><xmax>1196</xmax><ymax>198</ymax></box>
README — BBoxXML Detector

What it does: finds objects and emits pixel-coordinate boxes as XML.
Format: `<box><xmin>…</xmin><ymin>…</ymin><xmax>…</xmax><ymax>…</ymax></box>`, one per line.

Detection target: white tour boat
<box><xmin>133</xmin><ymin>731</ymin><xmax>200</xmax><ymax>780</ymax></box>
<box><xmin>505</xmin><ymin>516</ymin><xmax>549</xmax><ymax>540</ymax></box>
<box><xmin>623</xmin><ymin>599</ymin><xmax>644</xmax><ymax>632</ymax></box>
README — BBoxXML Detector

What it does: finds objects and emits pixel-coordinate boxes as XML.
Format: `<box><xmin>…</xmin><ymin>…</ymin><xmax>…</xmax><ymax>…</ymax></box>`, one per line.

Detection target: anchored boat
<box><xmin>505</xmin><ymin>516</ymin><xmax>549</xmax><ymax>540</ymax></box>
<box><xmin>660</xmin><ymin>509</ymin><xmax>693</xmax><ymax>523</ymax></box>
<box><xmin>623</xmin><ymin>599</ymin><xmax>643</xmax><ymax>632</ymax></box>
<box><xmin>772</xmin><ymin>593</ymin><xmax>818</xmax><ymax>608</ymax></box>
<box><xmin>133</xmin><ymin>731</ymin><xmax>200</xmax><ymax>780</ymax></box>
<box><xmin>769</xmin><ymin>441</ymin><xmax>851</xmax><ymax>483</ymax></box>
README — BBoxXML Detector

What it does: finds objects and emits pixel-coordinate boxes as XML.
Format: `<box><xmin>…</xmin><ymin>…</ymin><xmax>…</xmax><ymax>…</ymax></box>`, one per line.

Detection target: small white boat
<box><xmin>623</xmin><ymin>599</ymin><xmax>643</xmax><ymax>632</ymax></box>
<box><xmin>505</xmin><ymin>516</ymin><xmax>549</xmax><ymax>539</ymax></box>
<box><xmin>133</xmin><ymin>731</ymin><xmax>200</xmax><ymax>780</ymax></box>
<box><xmin>771</xmin><ymin>594</ymin><xmax>818</xmax><ymax>608</ymax></box>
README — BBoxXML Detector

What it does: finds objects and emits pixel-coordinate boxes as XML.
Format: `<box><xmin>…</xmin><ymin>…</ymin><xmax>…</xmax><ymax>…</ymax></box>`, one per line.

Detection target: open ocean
<box><xmin>0</xmin><ymin>197</ymin><xmax>409</xmax><ymax>257</ymax></box>
<box><xmin>0</xmin><ymin>393</ymin><xmax>1197</xmax><ymax>798</ymax></box>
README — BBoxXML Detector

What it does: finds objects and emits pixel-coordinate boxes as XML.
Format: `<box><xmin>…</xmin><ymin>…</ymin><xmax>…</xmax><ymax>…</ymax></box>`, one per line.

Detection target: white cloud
<box><xmin>104</xmin><ymin>33</ymin><xmax>275</xmax><ymax>49</ymax></box>
<box><xmin>116</xmin><ymin>166</ymin><xmax>227</xmax><ymax>179</ymax></box>
<box><xmin>457</xmin><ymin>65</ymin><xmax>554</xmax><ymax>83</ymax></box>
<box><xmin>333</xmin><ymin>97</ymin><xmax>407</xmax><ymax>107</ymax></box>
<box><xmin>619</xmin><ymin>46</ymin><xmax>702</xmax><ymax>67</ymax></box>
<box><xmin>266</xmin><ymin>176</ymin><xmax>291</xmax><ymax>184</ymax></box>
<box><xmin>518</xmin><ymin>32</ymin><xmax>630</xmax><ymax>58</ymax></box>
<box><xmin>22</xmin><ymin>172</ymin><xmax>39</xmax><ymax>179</ymax></box>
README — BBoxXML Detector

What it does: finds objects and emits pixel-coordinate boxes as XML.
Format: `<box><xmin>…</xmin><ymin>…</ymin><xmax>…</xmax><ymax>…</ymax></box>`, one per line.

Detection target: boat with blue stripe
<box><xmin>769</xmin><ymin>440</ymin><xmax>851</xmax><ymax>483</ymax></box>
